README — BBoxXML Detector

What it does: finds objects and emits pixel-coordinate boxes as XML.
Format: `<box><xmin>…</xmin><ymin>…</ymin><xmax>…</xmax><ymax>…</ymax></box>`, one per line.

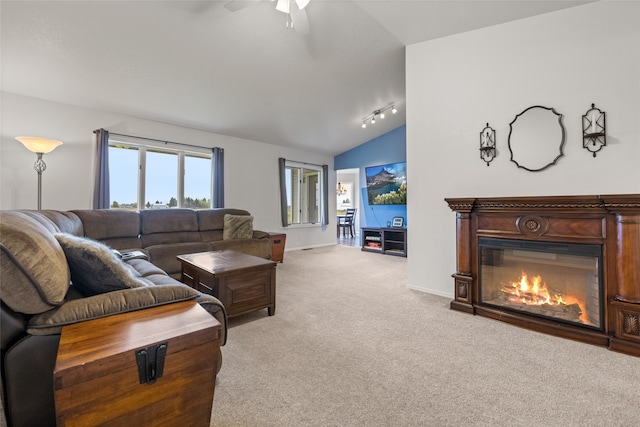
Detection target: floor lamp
<box><xmin>15</xmin><ymin>136</ymin><xmax>63</xmax><ymax>210</ymax></box>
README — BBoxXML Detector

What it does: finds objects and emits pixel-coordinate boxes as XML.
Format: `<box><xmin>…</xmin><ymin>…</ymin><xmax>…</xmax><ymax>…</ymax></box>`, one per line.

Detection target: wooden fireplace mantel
<box><xmin>445</xmin><ymin>194</ymin><xmax>640</xmax><ymax>357</ymax></box>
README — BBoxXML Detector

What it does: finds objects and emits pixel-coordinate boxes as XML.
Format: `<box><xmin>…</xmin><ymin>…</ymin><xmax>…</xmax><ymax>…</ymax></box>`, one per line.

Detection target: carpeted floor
<box><xmin>210</xmin><ymin>245</ymin><xmax>640</xmax><ymax>427</ymax></box>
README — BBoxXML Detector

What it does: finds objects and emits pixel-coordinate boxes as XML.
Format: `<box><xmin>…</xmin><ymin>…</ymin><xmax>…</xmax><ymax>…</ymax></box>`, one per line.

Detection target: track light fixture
<box><xmin>360</xmin><ymin>104</ymin><xmax>397</xmax><ymax>129</ymax></box>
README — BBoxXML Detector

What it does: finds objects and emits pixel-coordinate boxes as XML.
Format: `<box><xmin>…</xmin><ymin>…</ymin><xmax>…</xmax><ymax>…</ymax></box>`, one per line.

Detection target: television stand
<box><xmin>361</xmin><ymin>227</ymin><xmax>407</xmax><ymax>257</ymax></box>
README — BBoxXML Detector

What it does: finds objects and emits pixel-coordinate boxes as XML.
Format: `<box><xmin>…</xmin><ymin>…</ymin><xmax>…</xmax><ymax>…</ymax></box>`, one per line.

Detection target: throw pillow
<box><xmin>54</xmin><ymin>233</ymin><xmax>150</xmax><ymax>296</ymax></box>
<box><xmin>223</xmin><ymin>214</ymin><xmax>254</xmax><ymax>240</ymax></box>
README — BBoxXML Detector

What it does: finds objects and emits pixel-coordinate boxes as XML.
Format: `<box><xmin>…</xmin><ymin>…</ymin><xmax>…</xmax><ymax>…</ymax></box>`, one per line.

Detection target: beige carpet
<box><xmin>210</xmin><ymin>245</ymin><xmax>640</xmax><ymax>427</ymax></box>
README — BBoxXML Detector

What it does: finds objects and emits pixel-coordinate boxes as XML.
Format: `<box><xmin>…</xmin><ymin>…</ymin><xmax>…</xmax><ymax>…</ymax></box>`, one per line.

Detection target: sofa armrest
<box><xmin>27</xmin><ymin>285</ymin><xmax>199</xmax><ymax>335</ymax></box>
<box><xmin>252</xmin><ymin>230</ymin><xmax>269</xmax><ymax>239</ymax></box>
<box><xmin>196</xmin><ymin>294</ymin><xmax>228</xmax><ymax>345</ymax></box>
<box><xmin>1</xmin><ymin>301</ymin><xmax>27</xmax><ymax>350</ymax></box>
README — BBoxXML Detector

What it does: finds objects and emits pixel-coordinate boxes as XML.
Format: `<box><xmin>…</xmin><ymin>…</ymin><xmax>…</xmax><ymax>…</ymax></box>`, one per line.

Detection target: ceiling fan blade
<box><xmin>290</xmin><ymin>4</ymin><xmax>309</xmax><ymax>35</ymax></box>
<box><xmin>295</xmin><ymin>0</ymin><xmax>310</xmax><ymax>10</ymax></box>
<box><xmin>275</xmin><ymin>0</ymin><xmax>290</xmax><ymax>14</ymax></box>
<box><xmin>224</xmin><ymin>0</ymin><xmax>261</xmax><ymax>12</ymax></box>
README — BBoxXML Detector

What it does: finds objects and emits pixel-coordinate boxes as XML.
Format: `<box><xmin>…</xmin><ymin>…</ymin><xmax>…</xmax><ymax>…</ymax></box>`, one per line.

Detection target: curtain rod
<box><xmin>284</xmin><ymin>158</ymin><xmax>326</xmax><ymax>168</ymax></box>
<box><xmin>106</xmin><ymin>131</ymin><xmax>213</xmax><ymax>151</ymax></box>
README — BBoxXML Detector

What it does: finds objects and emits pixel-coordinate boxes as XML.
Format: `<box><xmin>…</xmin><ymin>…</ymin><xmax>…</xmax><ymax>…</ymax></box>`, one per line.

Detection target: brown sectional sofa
<box><xmin>73</xmin><ymin>207</ymin><xmax>271</xmax><ymax>278</ymax></box>
<box><xmin>0</xmin><ymin>207</ymin><xmax>271</xmax><ymax>427</ymax></box>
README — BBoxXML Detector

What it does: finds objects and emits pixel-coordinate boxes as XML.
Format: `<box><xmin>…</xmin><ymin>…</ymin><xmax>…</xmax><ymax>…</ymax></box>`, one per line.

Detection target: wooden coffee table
<box><xmin>177</xmin><ymin>250</ymin><xmax>277</xmax><ymax>317</ymax></box>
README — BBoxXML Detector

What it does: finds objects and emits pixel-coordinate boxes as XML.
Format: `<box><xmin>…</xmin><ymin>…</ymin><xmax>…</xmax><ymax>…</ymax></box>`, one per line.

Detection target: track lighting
<box><xmin>360</xmin><ymin>104</ymin><xmax>398</xmax><ymax>129</ymax></box>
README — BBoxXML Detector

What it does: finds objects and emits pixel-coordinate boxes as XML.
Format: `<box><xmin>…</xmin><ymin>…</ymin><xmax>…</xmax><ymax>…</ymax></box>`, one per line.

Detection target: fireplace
<box><xmin>479</xmin><ymin>238</ymin><xmax>603</xmax><ymax>330</ymax></box>
<box><xmin>446</xmin><ymin>195</ymin><xmax>640</xmax><ymax>357</ymax></box>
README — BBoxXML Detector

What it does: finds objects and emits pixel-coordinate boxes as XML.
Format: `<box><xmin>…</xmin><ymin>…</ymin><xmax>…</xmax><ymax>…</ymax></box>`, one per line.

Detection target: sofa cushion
<box><xmin>125</xmin><ymin>258</ymin><xmax>167</xmax><ymax>277</ymax></box>
<box><xmin>140</xmin><ymin>208</ymin><xmax>198</xmax><ymax>234</ymax></box>
<box><xmin>27</xmin><ymin>285</ymin><xmax>200</xmax><ymax>335</ymax></box>
<box><xmin>197</xmin><ymin>208</ymin><xmax>250</xmax><ymax>232</ymax></box>
<box><xmin>223</xmin><ymin>214</ymin><xmax>254</xmax><ymax>240</ymax></box>
<box><xmin>145</xmin><ymin>241</ymin><xmax>213</xmax><ymax>277</ymax></box>
<box><xmin>72</xmin><ymin>209</ymin><xmax>142</xmax><ymax>250</ymax></box>
<box><xmin>38</xmin><ymin>210</ymin><xmax>84</xmax><ymax>236</ymax></box>
<box><xmin>140</xmin><ymin>209</ymin><xmax>201</xmax><ymax>247</ymax></box>
<box><xmin>0</xmin><ymin>211</ymin><xmax>70</xmax><ymax>314</ymax></box>
<box><xmin>18</xmin><ymin>210</ymin><xmax>61</xmax><ymax>233</ymax></box>
<box><xmin>54</xmin><ymin>233</ymin><xmax>151</xmax><ymax>297</ymax></box>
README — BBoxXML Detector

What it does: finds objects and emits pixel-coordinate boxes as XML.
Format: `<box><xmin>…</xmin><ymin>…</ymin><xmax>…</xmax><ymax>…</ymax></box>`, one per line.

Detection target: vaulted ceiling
<box><xmin>1</xmin><ymin>1</ymin><xmax>590</xmax><ymax>155</ymax></box>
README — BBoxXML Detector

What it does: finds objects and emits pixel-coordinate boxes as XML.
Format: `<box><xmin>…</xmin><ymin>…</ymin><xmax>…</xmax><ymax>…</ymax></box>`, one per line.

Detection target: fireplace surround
<box><xmin>446</xmin><ymin>194</ymin><xmax>640</xmax><ymax>357</ymax></box>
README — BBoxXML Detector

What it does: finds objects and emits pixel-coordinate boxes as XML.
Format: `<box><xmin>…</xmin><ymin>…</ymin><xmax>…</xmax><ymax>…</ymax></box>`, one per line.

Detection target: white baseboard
<box><xmin>406</xmin><ymin>283</ymin><xmax>453</xmax><ymax>299</ymax></box>
<box><xmin>284</xmin><ymin>242</ymin><xmax>337</xmax><ymax>252</ymax></box>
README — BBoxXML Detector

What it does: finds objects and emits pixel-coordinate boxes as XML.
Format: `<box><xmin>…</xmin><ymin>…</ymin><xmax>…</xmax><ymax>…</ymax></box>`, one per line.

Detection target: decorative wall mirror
<box><xmin>508</xmin><ymin>106</ymin><xmax>565</xmax><ymax>172</ymax></box>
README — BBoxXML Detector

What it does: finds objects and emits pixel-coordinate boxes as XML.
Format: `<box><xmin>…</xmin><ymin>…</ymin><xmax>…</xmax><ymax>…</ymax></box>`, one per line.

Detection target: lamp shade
<box><xmin>15</xmin><ymin>136</ymin><xmax>63</xmax><ymax>154</ymax></box>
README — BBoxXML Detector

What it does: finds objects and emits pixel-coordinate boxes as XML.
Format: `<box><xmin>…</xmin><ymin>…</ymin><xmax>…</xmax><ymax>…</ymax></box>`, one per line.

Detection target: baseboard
<box><xmin>406</xmin><ymin>283</ymin><xmax>453</xmax><ymax>299</ymax></box>
<box><xmin>286</xmin><ymin>242</ymin><xmax>337</xmax><ymax>252</ymax></box>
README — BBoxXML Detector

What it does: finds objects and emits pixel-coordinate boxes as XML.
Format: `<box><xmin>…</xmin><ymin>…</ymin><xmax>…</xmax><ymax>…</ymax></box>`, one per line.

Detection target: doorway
<box><xmin>336</xmin><ymin>168</ymin><xmax>360</xmax><ymax>247</ymax></box>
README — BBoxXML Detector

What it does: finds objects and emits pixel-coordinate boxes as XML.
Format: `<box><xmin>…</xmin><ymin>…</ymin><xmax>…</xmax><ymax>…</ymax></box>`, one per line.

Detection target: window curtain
<box><xmin>212</xmin><ymin>147</ymin><xmax>224</xmax><ymax>208</ymax></box>
<box><xmin>92</xmin><ymin>128</ymin><xmax>110</xmax><ymax>209</ymax></box>
<box><xmin>278</xmin><ymin>158</ymin><xmax>288</xmax><ymax>227</ymax></box>
<box><xmin>322</xmin><ymin>164</ymin><xmax>329</xmax><ymax>225</ymax></box>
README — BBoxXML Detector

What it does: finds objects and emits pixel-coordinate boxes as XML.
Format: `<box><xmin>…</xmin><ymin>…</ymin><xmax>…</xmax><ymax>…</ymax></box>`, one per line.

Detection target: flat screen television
<box><xmin>365</xmin><ymin>161</ymin><xmax>407</xmax><ymax>205</ymax></box>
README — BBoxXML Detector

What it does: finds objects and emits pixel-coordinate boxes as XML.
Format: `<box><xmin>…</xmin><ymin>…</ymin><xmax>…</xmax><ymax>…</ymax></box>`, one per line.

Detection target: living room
<box><xmin>3</xmin><ymin>1</ymin><xmax>639</xmax><ymax>290</ymax></box>
<box><xmin>2</xmin><ymin>1</ymin><xmax>640</xmax><ymax>426</ymax></box>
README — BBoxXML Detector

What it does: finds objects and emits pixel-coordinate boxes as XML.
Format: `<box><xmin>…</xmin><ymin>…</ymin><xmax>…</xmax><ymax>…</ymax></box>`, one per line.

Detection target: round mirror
<box><xmin>508</xmin><ymin>106</ymin><xmax>565</xmax><ymax>172</ymax></box>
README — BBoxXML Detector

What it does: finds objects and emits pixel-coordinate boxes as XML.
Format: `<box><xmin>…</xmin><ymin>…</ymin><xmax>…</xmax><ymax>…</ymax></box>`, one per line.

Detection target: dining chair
<box><xmin>338</xmin><ymin>208</ymin><xmax>357</xmax><ymax>237</ymax></box>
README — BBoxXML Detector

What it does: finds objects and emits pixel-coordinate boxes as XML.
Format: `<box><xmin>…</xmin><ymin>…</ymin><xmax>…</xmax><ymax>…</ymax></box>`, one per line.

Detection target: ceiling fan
<box><xmin>224</xmin><ymin>0</ymin><xmax>311</xmax><ymax>34</ymax></box>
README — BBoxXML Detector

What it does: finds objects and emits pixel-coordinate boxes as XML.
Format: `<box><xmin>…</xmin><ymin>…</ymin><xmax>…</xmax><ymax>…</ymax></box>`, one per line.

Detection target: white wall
<box><xmin>406</xmin><ymin>2</ymin><xmax>640</xmax><ymax>297</ymax></box>
<box><xmin>0</xmin><ymin>92</ymin><xmax>337</xmax><ymax>251</ymax></box>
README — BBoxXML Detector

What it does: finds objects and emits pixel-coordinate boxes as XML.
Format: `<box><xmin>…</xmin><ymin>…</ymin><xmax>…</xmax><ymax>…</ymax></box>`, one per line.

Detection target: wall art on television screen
<box><xmin>365</xmin><ymin>161</ymin><xmax>407</xmax><ymax>205</ymax></box>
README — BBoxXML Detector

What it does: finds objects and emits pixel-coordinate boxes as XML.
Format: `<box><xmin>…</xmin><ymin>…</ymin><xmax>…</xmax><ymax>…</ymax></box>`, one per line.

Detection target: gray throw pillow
<box><xmin>55</xmin><ymin>233</ymin><xmax>150</xmax><ymax>296</ymax></box>
<box><xmin>223</xmin><ymin>214</ymin><xmax>254</xmax><ymax>240</ymax></box>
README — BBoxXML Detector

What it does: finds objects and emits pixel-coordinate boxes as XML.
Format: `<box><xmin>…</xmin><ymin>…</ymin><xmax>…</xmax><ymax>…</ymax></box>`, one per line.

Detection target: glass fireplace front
<box><xmin>478</xmin><ymin>238</ymin><xmax>603</xmax><ymax>330</ymax></box>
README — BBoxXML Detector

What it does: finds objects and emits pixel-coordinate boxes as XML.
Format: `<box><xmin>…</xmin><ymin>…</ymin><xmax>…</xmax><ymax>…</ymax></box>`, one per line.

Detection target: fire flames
<box><xmin>501</xmin><ymin>272</ymin><xmax>588</xmax><ymax>324</ymax></box>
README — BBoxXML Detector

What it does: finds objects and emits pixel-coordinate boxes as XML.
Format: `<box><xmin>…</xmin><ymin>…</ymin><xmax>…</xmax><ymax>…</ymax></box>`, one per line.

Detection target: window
<box><xmin>109</xmin><ymin>145</ymin><xmax>139</xmax><ymax>209</ymax></box>
<box><xmin>284</xmin><ymin>161</ymin><xmax>323</xmax><ymax>225</ymax></box>
<box><xmin>108</xmin><ymin>142</ymin><xmax>212</xmax><ymax>210</ymax></box>
<box><xmin>145</xmin><ymin>149</ymin><xmax>178</xmax><ymax>208</ymax></box>
<box><xmin>184</xmin><ymin>155</ymin><xmax>213</xmax><ymax>209</ymax></box>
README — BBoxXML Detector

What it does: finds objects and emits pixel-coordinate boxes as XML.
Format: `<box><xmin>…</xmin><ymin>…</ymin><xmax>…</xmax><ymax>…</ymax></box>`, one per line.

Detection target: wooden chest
<box><xmin>54</xmin><ymin>301</ymin><xmax>221</xmax><ymax>426</ymax></box>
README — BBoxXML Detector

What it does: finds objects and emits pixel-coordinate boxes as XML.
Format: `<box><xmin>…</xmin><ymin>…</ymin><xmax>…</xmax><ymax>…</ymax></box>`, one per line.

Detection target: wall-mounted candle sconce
<box><xmin>479</xmin><ymin>123</ymin><xmax>496</xmax><ymax>166</ymax></box>
<box><xmin>582</xmin><ymin>103</ymin><xmax>606</xmax><ymax>157</ymax></box>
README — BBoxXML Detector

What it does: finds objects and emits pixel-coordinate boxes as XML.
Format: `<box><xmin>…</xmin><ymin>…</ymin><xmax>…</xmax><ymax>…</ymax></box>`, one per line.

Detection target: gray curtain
<box><xmin>322</xmin><ymin>164</ymin><xmax>329</xmax><ymax>225</ymax></box>
<box><xmin>212</xmin><ymin>147</ymin><xmax>224</xmax><ymax>208</ymax></box>
<box><xmin>93</xmin><ymin>128</ymin><xmax>110</xmax><ymax>209</ymax></box>
<box><xmin>278</xmin><ymin>158</ymin><xmax>288</xmax><ymax>227</ymax></box>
